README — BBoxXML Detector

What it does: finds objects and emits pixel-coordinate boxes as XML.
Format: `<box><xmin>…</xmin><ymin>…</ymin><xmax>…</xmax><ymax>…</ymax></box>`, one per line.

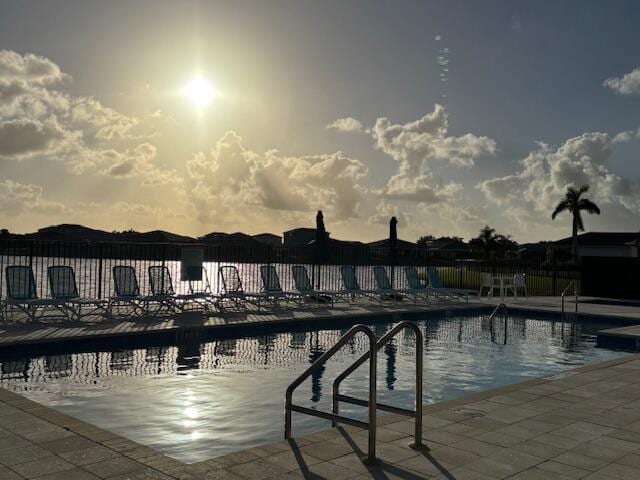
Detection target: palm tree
<box><xmin>469</xmin><ymin>225</ymin><xmax>518</xmax><ymax>261</ymax></box>
<box><xmin>551</xmin><ymin>185</ymin><xmax>601</xmax><ymax>260</ymax></box>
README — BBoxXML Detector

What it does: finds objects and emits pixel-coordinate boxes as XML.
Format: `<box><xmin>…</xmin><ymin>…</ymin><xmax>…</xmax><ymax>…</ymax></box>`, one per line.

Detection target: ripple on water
<box><xmin>0</xmin><ymin>314</ymin><xmax>628</xmax><ymax>463</ymax></box>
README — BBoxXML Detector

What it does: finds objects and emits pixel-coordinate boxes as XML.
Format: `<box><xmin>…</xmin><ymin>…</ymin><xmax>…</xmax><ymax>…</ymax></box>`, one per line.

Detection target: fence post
<box><xmin>458</xmin><ymin>258</ymin><xmax>463</xmax><ymax>289</ymax></box>
<box><xmin>97</xmin><ymin>243</ymin><xmax>103</xmax><ymax>299</ymax></box>
<box><xmin>552</xmin><ymin>256</ymin><xmax>558</xmax><ymax>296</ymax></box>
<box><xmin>28</xmin><ymin>241</ymin><xmax>34</xmax><ymax>269</ymax></box>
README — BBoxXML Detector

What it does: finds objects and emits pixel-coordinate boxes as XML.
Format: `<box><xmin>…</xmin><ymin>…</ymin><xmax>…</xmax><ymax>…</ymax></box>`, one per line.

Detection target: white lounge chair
<box><xmin>478</xmin><ymin>272</ymin><xmax>498</xmax><ymax>297</ymax></box>
<box><xmin>291</xmin><ymin>265</ymin><xmax>338</xmax><ymax>306</ymax></box>
<box><xmin>4</xmin><ymin>265</ymin><xmax>70</xmax><ymax>322</ymax></box>
<box><xmin>511</xmin><ymin>273</ymin><xmax>527</xmax><ymax>297</ymax></box>
<box><xmin>48</xmin><ymin>266</ymin><xmax>109</xmax><ymax>320</ymax></box>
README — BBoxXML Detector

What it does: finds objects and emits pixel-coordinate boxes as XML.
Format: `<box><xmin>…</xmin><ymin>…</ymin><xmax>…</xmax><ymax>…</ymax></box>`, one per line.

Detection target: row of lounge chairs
<box><xmin>1</xmin><ymin>264</ymin><xmax>474</xmax><ymax>322</ymax></box>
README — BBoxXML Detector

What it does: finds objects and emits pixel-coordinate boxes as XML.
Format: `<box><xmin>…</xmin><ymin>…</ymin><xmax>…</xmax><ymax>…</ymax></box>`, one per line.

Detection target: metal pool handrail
<box><xmin>561</xmin><ymin>281</ymin><xmax>578</xmax><ymax>315</ymax></box>
<box><xmin>488</xmin><ymin>303</ymin><xmax>509</xmax><ymax>345</ymax></box>
<box><xmin>284</xmin><ymin>324</ymin><xmax>378</xmax><ymax>462</ymax></box>
<box><xmin>332</xmin><ymin>321</ymin><xmax>425</xmax><ymax>450</ymax></box>
<box><xmin>489</xmin><ymin>303</ymin><xmax>508</xmax><ymax>320</ymax></box>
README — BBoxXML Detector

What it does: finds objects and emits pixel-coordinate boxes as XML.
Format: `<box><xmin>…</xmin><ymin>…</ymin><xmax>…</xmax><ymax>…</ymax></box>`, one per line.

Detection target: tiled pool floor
<box><xmin>3</xmin><ymin>353</ymin><xmax>640</xmax><ymax>479</ymax></box>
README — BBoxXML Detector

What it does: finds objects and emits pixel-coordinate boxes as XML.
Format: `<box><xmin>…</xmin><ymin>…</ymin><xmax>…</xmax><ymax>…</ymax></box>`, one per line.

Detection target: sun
<box><xmin>183</xmin><ymin>77</ymin><xmax>216</xmax><ymax>108</ymax></box>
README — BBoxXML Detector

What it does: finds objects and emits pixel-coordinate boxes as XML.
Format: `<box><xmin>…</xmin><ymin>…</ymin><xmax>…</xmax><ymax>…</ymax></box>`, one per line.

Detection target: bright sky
<box><xmin>1</xmin><ymin>0</ymin><xmax>640</xmax><ymax>242</ymax></box>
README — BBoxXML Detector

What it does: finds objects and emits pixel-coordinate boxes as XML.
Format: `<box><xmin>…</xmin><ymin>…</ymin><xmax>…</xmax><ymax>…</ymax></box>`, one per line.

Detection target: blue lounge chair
<box><xmin>340</xmin><ymin>266</ymin><xmax>389</xmax><ymax>304</ymax></box>
<box><xmin>219</xmin><ymin>265</ymin><xmax>273</xmax><ymax>310</ymax></box>
<box><xmin>187</xmin><ymin>267</ymin><xmax>220</xmax><ymax>310</ymax></box>
<box><xmin>4</xmin><ymin>265</ymin><xmax>70</xmax><ymax>322</ymax></box>
<box><xmin>260</xmin><ymin>265</ymin><xmax>302</xmax><ymax>307</ymax></box>
<box><xmin>48</xmin><ymin>266</ymin><xmax>109</xmax><ymax>320</ymax></box>
<box><xmin>111</xmin><ymin>266</ymin><xmax>175</xmax><ymax>316</ymax></box>
<box><xmin>149</xmin><ymin>265</ymin><xmax>217</xmax><ymax>311</ymax></box>
<box><xmin>291</xmin><ymin>265</ymin><xmax>338</xmax><ymax>306</ymax></box>
<box><xmin>403</xmin><ymin>266</ymin><xmax>433</xmax><ymax>301</ymax></box>
<box><xmin>426</xmin><ymin>267</ymin><xmax>475</xmax><ymax>302</ymax></box>
<box><xmin>372</xmin><ymin>266</ymin><xmax>417</xmax><ymax>303</ymax></box>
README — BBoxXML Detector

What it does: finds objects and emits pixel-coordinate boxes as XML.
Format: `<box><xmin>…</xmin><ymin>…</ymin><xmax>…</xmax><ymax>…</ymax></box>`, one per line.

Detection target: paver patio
<box><xmin>2</xmin><ymin>352</ymin><xmax>640</xmax><ymax>479</ymax></box>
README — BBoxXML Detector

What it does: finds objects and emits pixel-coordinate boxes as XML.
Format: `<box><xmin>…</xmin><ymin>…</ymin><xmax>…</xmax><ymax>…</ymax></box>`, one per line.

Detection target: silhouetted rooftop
<box><xmin>554</xmin><ymin>232</ymin><xmax>640</xmax><ymax>246</ymax></box>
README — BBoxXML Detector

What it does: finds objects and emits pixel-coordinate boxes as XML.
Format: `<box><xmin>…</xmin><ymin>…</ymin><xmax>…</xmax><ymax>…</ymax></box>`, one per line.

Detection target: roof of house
<box><xmin>252</xmin><ymin>233</ymin><xmax>281</xmax><ymax>239</ymax></box>
<box><xmin>553</xmin><ymin>232</ymin><xmax>640</xmax><ymax>246</ymax></box>
<box><xmin>427</xmin><ymin>239</ymin><xmax>470</xmax><ymax>251</ymax></box>
<box><xmin>367</xmin><ymin>238</ymin><xmax>418</xmax><ymax>249</ymax></box>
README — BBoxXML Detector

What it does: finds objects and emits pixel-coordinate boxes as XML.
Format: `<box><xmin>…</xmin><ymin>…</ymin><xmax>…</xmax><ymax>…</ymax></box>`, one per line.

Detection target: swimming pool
<box><xmin>0</xmin><ymin>312</ymin><xmax>629</xmax><ymax>463</ymax></box>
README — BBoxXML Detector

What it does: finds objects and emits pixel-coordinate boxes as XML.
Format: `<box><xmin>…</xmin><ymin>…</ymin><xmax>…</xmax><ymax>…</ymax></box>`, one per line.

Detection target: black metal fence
<box><xmin>0</xmin><ymin>239</ymin><xmax>580</xmax><ymax>300</ymax></box>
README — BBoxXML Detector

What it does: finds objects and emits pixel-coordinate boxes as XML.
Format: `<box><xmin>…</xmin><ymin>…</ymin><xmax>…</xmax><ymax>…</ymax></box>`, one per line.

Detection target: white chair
<box><xmin>478</xmin><ymin>272</ymin><xmax>497</xmax><ymax>297</ymax></box>
<box><xmin>513</xmin><ymin>273</ymin><xmax>527</xmax><ymax>297</ymax></box>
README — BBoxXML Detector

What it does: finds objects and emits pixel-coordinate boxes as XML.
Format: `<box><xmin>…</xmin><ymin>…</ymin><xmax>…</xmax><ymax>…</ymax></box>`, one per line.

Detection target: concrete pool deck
<box><xmin>0</xmin><ymin>300</ymin><xmax>487</xmax><ymax>347</ymax></box>
<box><xmin>3</xmin><ymin>353</ymin><xmax>640</xmax><ymax>479</ymax></box>
<box><xmin>2</xmin><ymin>295</ymin><xmax>640</xmax><ymax>349</ymax></box>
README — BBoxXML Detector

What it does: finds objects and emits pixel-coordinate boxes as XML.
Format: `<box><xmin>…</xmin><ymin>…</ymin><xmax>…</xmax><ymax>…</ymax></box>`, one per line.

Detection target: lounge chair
<box><xmin>48</xmin><ymin>266</ymin><xmax>109</xmax><ymax>320</ymax></box>
<box><xmin>510</xmin><ymin>273</ymin><xmax>527</xmax><ymax>298</ymax></box>
<box><xmin>426</xmin><ymin>267</ymin><xmax>475</xmax><ymax>302</ymax></box>
<box><xmin>260</xmin><ymin>265</ymin><xmax>302</xmax><ymax>307</ymax></box>
<box><xmin>372</xmin><ymin>266</ymin><xmax>415</xmax><ymax>303</ymax></box>
<box><xmin>187</xmin><ymin>267</ymin><xmax>220</xmax><ymax>310</ymax></box>
<box><xmin>218</xmin><ymin>265</ymin><xmax>268</xmax><ymax>310</ymax></box>
<box><xmin>478</xmin><ymin>272</ymin><xmax>498</xmax><ymax>297</ymax></box>
<box><xmin>149</xmin><ymin>265</ymin><xmax>215</xmax><ymax>311</ymax></box>
<box><xmin>340</xmin><ymin>266</ymin><xmax>388</xmax><ymax>304</ymax></box>
<box><xmin>4</xmin><ymin>265</ymin><xmax>70</xmax><ymax>322</ymax></box>
<box><xmin>403</xmin><ymin>266</ymin><xmax>433</xmax><ymax>301</ymax></box>
<box><xmin>111</xmin><ymin>266</ymin><xmax>174</xmax><ymax>316</ymax></box>
<box><xmin>291</xmin><ymin>265</ymin><xmax>337</xmax><ymax>306</ymax></box>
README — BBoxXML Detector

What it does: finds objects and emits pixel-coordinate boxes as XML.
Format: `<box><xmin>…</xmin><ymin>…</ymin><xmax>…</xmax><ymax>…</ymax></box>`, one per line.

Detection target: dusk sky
<box><xmin>1</xmin><ymin>0</ymin><xmax>640</xmax><ymax>242</ymax></box>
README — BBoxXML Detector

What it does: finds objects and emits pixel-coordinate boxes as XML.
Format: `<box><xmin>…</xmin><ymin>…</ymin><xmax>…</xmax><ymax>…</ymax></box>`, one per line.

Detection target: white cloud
<box><xmin>604</xmin><ymin>68</ymin><xmax>640</xmax><ymax>95</ymax></box>
<box><xmin>368</xmin><ymin>200</ymin><xmax>412</xmax><ymax>227</ymax></box>
<box><xmin>372</xmin><ymin>105</ymin><xmax>495</xmax><ymax>173</ymax></box>
<box><xmin>378</xmin><ymin>175</ymin><xmax>463</xmax><ymax>203</ymax></box>
<box><xmin>351</xmin><ymin>104</ymin><xmax>496</xmax><ymax>203</ymax></box>
<box><xmin>326</xmin><ymin>117</ymin><xmax>364</xmax><ymax>133</ymax></box>
<box><xmin>0</xmin><ymin>50</ymin><xmax>168</xmax><ymax>187</ymax></box>
<box><xmin>186</xmin><ymin>131</ymin><xmax>368</xmax><ymax>226</ymax></box>
<box><xmin>0</xmin><ymin>50</ymin><xmax>66</xmax><ymax>85</ymax></box>
<box><xmin>0</xmin><ymin>180</ymin><xmax>67</xmax><ymax>217</ymax></box>
<box><xmin>479</xmin><ymin>132</ymin><xmax>640</xmax><ymax>217</ymax></box>
<box><xmin>0</xmin><ymin>118</ymin><xmax>70</xmax><ymax>158</ymax></box>
<box><xmin>95</xmin><ymin>143</ymin><xmax>181</xmax><ymax>186</ymax></box>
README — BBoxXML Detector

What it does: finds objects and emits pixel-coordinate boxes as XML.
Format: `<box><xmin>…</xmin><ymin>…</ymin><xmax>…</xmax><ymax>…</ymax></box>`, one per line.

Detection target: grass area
<box><xmin>428</xmin><ymin>267</ymin><xmax>577</xmax><ymax>296</ymax></box>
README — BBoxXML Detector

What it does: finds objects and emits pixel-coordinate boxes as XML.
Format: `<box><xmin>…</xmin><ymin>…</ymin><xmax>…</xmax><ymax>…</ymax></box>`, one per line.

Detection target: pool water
<box><xmin>0</xmin><ymin>313</ymin><xmax>628</xmax><ymax>463</ymax></box>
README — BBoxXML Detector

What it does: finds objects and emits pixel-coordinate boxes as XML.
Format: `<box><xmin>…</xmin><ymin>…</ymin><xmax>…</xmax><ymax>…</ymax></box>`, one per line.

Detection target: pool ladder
<box><xmin>489</xmin><ymin>303</ymin><xmax>508</xmax><ymax>320</ymax></box>
<box><xmin>488</xmin><ymin>303</ymin><xmax>508</xmax><ymax>345</ymax></box>
<box><xmin>561</xmin><ymin>281</ymin><xmax>579</xmax><ymax>316</ymax></box>
<box><xmin>284</xmin><ymin>322</ymin><xmax>424</xmax><ymax>463</ymax></box>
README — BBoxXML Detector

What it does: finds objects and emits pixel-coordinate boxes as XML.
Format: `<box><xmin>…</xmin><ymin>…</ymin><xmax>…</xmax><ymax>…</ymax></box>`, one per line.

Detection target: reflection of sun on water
<box><xmin>181</xmin><ymin>388</ymin><xmax>200</xmax><ymax>436</ymax></box>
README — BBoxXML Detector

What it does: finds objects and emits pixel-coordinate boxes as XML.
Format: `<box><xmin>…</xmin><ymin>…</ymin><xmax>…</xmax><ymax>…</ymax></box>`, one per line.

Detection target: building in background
<box><xmin>252</xmin><ymin>233</ymin><xmax>282</xmax><ymax>247</ymax></box>
<box><xmin>553</xmin><ymin>232</ymin><xmax>640</xmax><ymax>258</ymax></box>
<box><xmin>283</xmin><ymin>228</ymin><xmax>330</xmax><ymax>247</ymax></box>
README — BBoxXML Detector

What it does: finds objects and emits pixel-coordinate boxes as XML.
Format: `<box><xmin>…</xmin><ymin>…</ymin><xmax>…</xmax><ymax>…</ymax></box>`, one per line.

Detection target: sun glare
<box><xmin>184</xmin><ymin>77</ymin><xmax>216</xmax><ymax>108</ymax></box>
